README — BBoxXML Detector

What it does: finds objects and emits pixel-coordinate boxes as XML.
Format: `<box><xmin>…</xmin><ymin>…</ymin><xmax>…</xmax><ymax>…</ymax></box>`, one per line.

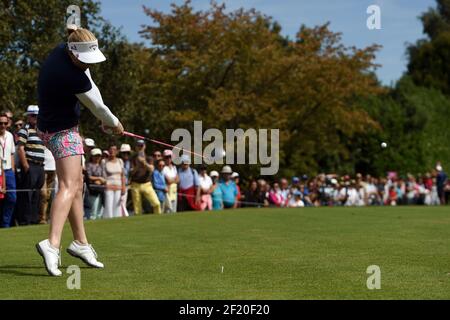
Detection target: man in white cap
<box><xmin>16</xmin><ymin>105</ymin><xmax>45</xmax><ymax>225</ymax></box>
<box><xmin>177</xmin><ymin>154</ymin><xmax>201</xmax><ymax>211</ymax></box>
<box><xmin>82</xmin><ymin>137</ymin><xmax>95</xmax><ymax>168</ymax></box>
<box><xmin>84</xmin><ymin>137</ymin><xmax>95</xmax><ymax>149</ymax></box>
<box><xmin>219</xmin><ymin>165</ymin><xmax>238</xmax><ymax>209</ymax></box>
<box><xmin>85</xmin><ymin>148</ymin><xmax>105</xmax><ymax>220</ymax></box>
<box><xmin>119</xmin><ymin>144</ymin><xmax>131</xmax><ymax>185</ymax></box>
<box><xmin>120</xmin><ymin>144</ymin><xmax>131</xmax><ymax>153</ymax></box>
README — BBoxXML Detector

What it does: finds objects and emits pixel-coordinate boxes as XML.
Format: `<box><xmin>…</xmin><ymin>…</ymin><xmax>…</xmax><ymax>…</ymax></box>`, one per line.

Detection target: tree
<box><xmin>357</xmin><ymin>77</ymin><xmax>450</xmax><ymax>176</ymax></box>
<box><xmin>0</xmin><ymin>0</ymin><xmax>103</xmax><ymax>114</ymax></box>
<box><xmin>407</xmin><ymin>0</ymin><xmax>450</xmax><ymax>94</ymax></box>
<box><xmin>139</xmin><ymin>1</ymin><xmax>383</xmax><ymax>177</ymax></box>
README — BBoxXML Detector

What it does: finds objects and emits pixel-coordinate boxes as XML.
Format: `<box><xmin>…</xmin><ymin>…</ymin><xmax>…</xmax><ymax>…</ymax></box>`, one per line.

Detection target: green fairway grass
<box><xmin>1</xmin><ymin>206</ymin><xmax>450</xmax><ymax>299</ymax></box>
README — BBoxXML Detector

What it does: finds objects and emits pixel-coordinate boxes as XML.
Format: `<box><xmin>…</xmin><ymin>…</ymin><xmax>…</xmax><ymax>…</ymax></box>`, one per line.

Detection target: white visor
<box><xmin>68</xmin><ymin>40</ymin><xmax>106</xmax><ymax>64</ymax></box>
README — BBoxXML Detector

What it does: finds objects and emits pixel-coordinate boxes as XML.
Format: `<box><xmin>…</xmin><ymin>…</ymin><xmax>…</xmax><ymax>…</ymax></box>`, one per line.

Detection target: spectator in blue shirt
<box><xmin>153</xmin><ymin>159</ymin><xmax>168</xmax><ymax>206</ymax></box>
<box><xmin>210</xmin><ymin>171</ymin><xmax>223</xmax><ymax>210</ymax></box>
<box><xmin>219</xmin><ymin>165</ymin><xmax>238</xmax><ymax>209</ymax></box>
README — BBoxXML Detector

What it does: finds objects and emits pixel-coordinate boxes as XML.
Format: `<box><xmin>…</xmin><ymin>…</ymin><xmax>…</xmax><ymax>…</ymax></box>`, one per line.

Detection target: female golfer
<box><xmin>35</xmin><ymin>27</ymin><xmax>123</xmax><ymax>276</ymax></box>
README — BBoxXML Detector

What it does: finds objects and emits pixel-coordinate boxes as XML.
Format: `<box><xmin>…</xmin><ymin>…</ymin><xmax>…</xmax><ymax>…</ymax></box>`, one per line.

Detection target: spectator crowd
<box><xmin>242</xmin><ymin>170</ymin><xmax>449</xmax><ymax>208</ymax></box>
<box><xmin>0</xmin><ymin>106</ymin><xmax>449</xmax><ymax>228</ymax></box>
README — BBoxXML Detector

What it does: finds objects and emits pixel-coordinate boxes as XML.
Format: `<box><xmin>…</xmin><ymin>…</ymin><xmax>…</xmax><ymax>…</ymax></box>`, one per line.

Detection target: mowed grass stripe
<box><xmin>0</xmin><ymin>206</ymin><xmax>449</xmax><ymax>299</ymax></box>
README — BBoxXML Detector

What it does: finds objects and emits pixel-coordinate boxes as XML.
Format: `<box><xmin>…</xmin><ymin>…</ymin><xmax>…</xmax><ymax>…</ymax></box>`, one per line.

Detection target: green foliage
<box><xmin>138</xmin><ymin>2</ymin><xmax>382</xmax><ymax>177</ymax></box>
<box><xmin>2</xmin><ymin>0</ymin><xmax>448</xmax><ymax>177</ymax></box>
<box><xmin>357</xmin><ymin>77</ymin><xmax>450</xmax><ymax>175</ymax></box>
<box><xmin>407</xmin><ymin>0</ymin><xmax>450</xmax><ymax>94</ymax></box>
<box><xmin>387</xmin><ymin>0</ymin><xmax>450</xmax><ymax>174</ymax></box>
<box><xmin>419</xmin><ymin>0</ymin><xmax>450</xmax><ymax>39</ymax></box>
<box><xmin>0</xmin><ymin>0</ymin><xmax>103</xmax><ymax>115</ymax></box>
<box><xmin>408</xmin><ymin>32</ymin><xmax>450</xmax><ymax>95</ymax></box>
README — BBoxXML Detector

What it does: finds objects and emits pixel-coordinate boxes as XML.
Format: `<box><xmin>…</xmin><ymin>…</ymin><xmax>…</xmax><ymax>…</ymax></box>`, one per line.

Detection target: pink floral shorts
<box><xmin>37</xmin><ymin>126</ymin><xmax>85</xmax><ymax>160</ymax></box>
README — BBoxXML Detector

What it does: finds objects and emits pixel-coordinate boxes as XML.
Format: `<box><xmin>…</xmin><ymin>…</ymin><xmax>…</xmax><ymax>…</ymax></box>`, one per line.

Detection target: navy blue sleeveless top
<box><xmin>37</xmin><ymin>43</ymin><xmax>92</xmax><ymax>133</ymax></box>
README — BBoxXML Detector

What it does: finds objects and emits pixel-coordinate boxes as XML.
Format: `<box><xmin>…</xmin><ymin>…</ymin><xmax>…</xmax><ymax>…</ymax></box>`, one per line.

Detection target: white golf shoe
<box><xmin>66</xmin><ymin>241</ymin><xmax>104</xmax><ymax>268</ymax></box>
<box><xmin>36</xmin><ymin>239</ymin><xmax>62</xmax><ymax>277</ymax></box>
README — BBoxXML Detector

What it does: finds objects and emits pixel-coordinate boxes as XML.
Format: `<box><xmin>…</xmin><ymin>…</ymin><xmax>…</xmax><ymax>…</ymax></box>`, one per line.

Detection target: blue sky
<box><xmin>99</xmin><ymin>0</ymin><xmax>436</xmax><ymax>85</ymax></box>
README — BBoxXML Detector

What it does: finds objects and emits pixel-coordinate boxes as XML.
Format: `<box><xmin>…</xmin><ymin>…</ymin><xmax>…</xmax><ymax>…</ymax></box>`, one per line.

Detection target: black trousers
<box><xmin>17</xmin><ymin>163</ymin><xmax>45</xmax><ymax>225</ymax></box>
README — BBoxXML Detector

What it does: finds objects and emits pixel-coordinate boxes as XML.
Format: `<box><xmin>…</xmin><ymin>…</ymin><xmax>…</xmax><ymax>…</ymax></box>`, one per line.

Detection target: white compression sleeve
<box><xmin>75</xmin><ymin>70</ymin><xmax>119</xmax><ymax>127</ymax></box>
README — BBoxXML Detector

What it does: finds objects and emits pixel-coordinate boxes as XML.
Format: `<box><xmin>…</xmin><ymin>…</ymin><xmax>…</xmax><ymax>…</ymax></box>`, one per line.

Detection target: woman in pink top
<box><xmin>268</xmin><ymin>182</ymin><xmax>283</xmax><ymax>207</ymax></box>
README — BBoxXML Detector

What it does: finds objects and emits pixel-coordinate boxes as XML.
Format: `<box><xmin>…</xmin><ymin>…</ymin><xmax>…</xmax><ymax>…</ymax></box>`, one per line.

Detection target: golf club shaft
<box><xmin>122</xmin><ymin>131</ymin><xmax>207</xmax><ymax>160</ymax></box>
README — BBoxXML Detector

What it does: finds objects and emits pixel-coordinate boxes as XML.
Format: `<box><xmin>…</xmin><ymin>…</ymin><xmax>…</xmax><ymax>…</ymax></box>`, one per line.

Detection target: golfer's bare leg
<box><xmin>48</xmin><ymin>155</ymin><xmax>84</xmax><ymax>248</ymax></box>
<box><xmin>67</xmin><ymin>174</ymin><xmax>88</xmax><ymax>244</ymax></box>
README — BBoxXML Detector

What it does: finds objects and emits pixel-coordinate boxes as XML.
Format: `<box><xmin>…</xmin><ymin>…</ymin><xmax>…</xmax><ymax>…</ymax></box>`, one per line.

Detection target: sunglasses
<box><xmin>0</xmin><ymin>122</ymin><xmax>8</xmax><ymax>125</ymax></box>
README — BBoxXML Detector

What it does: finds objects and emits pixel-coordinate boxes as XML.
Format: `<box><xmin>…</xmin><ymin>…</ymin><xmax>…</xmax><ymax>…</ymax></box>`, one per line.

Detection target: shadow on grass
<box><xmin>0</xmin><ymin>265</ymin><xmax>50</xmax><ymax>277</ymax></box>
<box><xmin>0</xmin><ymin>265</ymin><xmax>91</xmax><ymax>277</ymax></box>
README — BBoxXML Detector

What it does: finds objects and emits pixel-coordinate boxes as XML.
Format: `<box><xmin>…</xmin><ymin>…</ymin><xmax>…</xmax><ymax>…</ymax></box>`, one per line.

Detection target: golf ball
<box><xmin>212</xmin><ymin>148</ymin><xmax>226</xmax><ymax>160</ymax></box>
<box><xmin>381</xmin><ymin>142</ymin><xmax>387</xmax><ymax>148</ymax></box>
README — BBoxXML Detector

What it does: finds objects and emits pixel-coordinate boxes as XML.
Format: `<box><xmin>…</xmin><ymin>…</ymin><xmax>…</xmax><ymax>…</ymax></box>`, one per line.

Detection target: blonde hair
<box><xmin>68</xmin><ymin>27</ymin><xmax>97</xmax><ymax>43</ymax></box>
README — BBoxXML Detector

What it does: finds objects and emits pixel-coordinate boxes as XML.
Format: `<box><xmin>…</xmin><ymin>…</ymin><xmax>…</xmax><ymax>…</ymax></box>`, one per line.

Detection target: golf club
<box><xmin>122</xmin><ymin>131</ymin><xmax>209</xmax><ymax>161</ymax></box>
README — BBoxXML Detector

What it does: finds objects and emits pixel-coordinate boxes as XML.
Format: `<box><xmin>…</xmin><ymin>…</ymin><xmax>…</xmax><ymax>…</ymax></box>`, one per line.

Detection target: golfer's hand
<box><xmin>115</xmin><ymin>121</ymin><xmax>124</xmax><ymax>135</ymax></box>
<box><xmin>103</xmin><ymin>121</ymin><xmax>124</xmax><ymax>135</ymax></box>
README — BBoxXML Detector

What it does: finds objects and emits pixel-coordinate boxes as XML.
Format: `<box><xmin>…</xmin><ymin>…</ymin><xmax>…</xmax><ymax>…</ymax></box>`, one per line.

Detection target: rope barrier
<box><xmin>0</xmin><ymin>186</ymin><xmax>267</xmax><ymax>206</ymax></box>
<box><xmin>1</xmin><ymin>187</ymin><xmax>56</xmax><ymax>193</ymax></box>
<box><xmin>175</xmin><ymin>190</ymin><xmax>267</xmax><ymax>207</ymax></box>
